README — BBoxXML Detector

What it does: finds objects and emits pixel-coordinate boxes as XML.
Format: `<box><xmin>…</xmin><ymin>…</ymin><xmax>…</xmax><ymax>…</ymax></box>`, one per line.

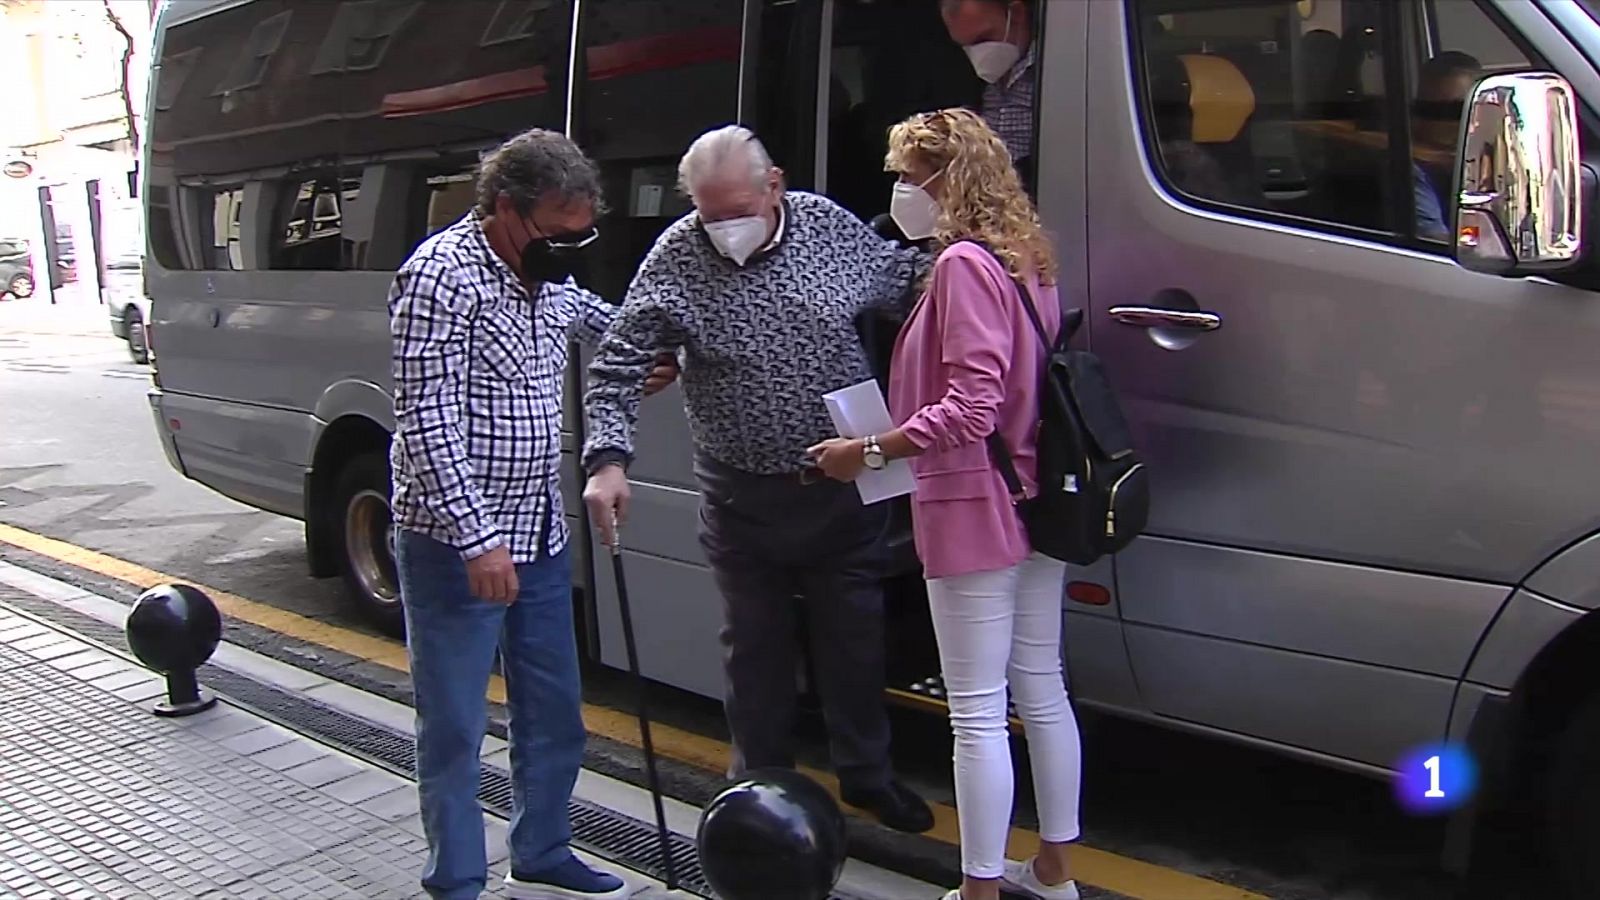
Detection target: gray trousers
<box><xmin>694</xmin><ymin>452</ymin><xmax>894</xmax><ymax>793</ymax></box>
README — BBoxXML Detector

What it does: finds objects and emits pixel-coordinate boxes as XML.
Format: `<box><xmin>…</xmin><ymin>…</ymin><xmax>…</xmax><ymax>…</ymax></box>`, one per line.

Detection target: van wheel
<box><xmin>1550</xmin><ymin>691</ymin><xmax>1600</xmax><ymax>897</ymax></box>
<box><xmin>334</xmin><ymin>453</ymin><xmax>404</xmax><ymax>637</ymax></box>
<box><xmin>126</xmin><ymin>308</ymin><xmax>148</xmax><ymax>364</ymax></box>
<box><xmin>8</xmin><ymin>272</ymin><xmax>33</xmax><ymax>299</ymax></box>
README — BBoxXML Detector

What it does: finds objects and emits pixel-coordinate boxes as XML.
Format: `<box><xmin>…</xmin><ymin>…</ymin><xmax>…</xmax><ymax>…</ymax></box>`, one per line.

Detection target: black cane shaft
<box><xmin>612</xmin><ymin>546</ymin><xmax>679</xmax><ymax>889</ymax></box>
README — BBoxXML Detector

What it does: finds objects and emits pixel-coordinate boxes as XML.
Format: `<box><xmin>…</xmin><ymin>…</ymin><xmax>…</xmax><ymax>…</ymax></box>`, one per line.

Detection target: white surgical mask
<box><xmin>963</xmin><ymin>8</ymin><xmax>1021</xmax><ymax>84</ymax></box>
<box><xmin>704</xmin><ymin>214</ymin><xmax>768</xmax><ymax>266</ymax></box>
<box><xmin>890</xmin><ymin>170</ymin><xmax>943</xmax><ymax>242</ymax></box>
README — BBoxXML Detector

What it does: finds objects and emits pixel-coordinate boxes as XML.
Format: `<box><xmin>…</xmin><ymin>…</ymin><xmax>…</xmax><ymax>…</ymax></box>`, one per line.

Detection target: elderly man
<box><xmin>941</xmin><ymin>0</ymin><xmax>1037</xmax><ymax>191</ymax></box>
<box><xmin>389</xmin><ymin>127</ymin><xmax>670</xmax><ymax>900</ymax></box>
<box><xmin>582</xmin><ymin>124</ymin><xmax>934</xmax><ymax>833</ymax></box>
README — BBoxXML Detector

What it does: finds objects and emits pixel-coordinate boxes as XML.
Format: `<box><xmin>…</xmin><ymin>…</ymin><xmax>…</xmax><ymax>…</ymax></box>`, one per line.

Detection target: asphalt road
<box><xmin>0</xmin><ymin>312</ymin><xmax>1545</xmax><ymax>900</ymax></box>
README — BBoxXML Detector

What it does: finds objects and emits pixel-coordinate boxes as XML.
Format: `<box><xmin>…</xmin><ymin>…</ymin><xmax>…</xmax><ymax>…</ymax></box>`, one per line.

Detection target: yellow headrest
<box><xmin>1179</xmin><ymin>54</ymin><xmax>1256</xmax><ymax>143</ymax></box>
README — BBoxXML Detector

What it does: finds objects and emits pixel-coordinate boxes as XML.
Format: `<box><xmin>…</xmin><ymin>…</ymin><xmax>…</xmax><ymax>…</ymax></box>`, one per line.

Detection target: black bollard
<box><xmin>696</xmin><ymin>769</ymin><xmax>848</xmax><ymax>900</ymax></box>
<box><xmin>125</xmin><ymin>584</ymin><xmax>222</xmax><ymax>717</ymax></box>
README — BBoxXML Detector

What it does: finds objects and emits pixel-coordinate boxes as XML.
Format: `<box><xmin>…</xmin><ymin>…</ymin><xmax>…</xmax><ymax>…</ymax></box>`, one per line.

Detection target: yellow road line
<box><xmin>0</xmin><ymin>521</ymin><xmax>1265</xmax><ymax>900</ymax></box>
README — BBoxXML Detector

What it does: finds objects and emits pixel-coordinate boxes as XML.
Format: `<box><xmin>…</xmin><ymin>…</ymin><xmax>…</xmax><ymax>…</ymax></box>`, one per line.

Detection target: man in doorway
<box><xmin>389</xmin><ymin>127</ymin><xmax>672</xmax><ymax>900</ymax></box>
<box><xmin>941</xmin><ymin>0</ymin><xmax>1037</xmax><ymax>191</ymax></box>
<box><xmin>1412</xmin><ymin>51</ymin><xmax>1482</xmax><ymax>242</ymax></box>
<box><xmin>582</xmin><ymin>124</ymin><xmax>935</xmax><ymax>834</ymax></box>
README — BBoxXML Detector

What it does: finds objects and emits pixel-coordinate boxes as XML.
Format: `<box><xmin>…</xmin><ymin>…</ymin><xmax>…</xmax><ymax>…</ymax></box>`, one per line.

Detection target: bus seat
<box><xmin>1178</xmin><ymin>54</ymin><xmax>1255</xmax><ymax>144</ymax></box>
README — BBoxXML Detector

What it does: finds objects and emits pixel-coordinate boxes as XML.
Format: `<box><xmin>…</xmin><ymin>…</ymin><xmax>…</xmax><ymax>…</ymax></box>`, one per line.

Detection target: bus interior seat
<box><xmin>1176</xmin><ymin>53</ymin><xmax>1265</xmax><ymax>205</ymax></box>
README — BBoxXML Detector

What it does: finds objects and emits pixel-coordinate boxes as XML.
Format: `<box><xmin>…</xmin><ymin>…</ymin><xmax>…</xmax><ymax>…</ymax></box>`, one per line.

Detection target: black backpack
<box><xmin>983</xmin><ymin>252</ymin><xmax>1150</xmax><ymax>566</ymax></box>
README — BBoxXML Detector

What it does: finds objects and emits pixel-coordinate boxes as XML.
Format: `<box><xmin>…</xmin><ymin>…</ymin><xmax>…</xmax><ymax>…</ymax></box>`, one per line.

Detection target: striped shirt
<box><xmin>388</xmin><ymin>211</ymin><xmax>614</xmax><ymax>563</ymax></box>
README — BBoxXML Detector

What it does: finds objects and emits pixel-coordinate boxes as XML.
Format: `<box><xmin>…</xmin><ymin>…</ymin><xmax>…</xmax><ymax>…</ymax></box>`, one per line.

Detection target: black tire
<box><xmin>1549</xmin><ymin>691</ymin><xmax>1600</xmax><ymax>897</ymax></box>
<box><xmin>8</xmin><ymin>272</ymin><xmax>33</xmax><ymax>299</ymax></box>
<box><xmin>333</xmin><ymin>452</ymin><xmax>405</xmax><ymax>637</ymax></box>
<box><xmin>125</xmin><ymin>308</ymin><xmax>149</xmax><ymax>364</ymax></box>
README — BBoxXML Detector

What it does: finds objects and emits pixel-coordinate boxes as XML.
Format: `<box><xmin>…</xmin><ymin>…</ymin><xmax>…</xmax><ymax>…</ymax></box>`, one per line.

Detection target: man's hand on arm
<box><xmin>643</xmin><ymin>351</ymin><xmax>680</xmax><ymax>396</ymax></box>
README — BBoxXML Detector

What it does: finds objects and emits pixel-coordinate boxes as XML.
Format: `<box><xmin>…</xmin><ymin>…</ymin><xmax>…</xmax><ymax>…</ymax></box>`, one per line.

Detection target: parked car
<box><xmin>0</xmin><ymin>239</ymin><xmax>34</xmax><ymax>299</ymax></box>
<box><xmin>103</xmin><ymin>249</ymin><xmax>148</xmax><ymax>363</ymax></box>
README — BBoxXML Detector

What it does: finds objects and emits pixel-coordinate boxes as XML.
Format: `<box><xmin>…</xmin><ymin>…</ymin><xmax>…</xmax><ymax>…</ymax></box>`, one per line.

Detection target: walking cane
<box><xmin>610</xmin><ymin>515</ymin><xmax>680</xmax><ymax>891</ymax></box>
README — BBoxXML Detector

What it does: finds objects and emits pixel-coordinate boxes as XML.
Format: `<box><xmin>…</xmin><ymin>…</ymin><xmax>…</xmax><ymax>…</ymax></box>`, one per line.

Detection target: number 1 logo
<box><xmin>1395</xmin><ymin>744</ymin><xmax>1476</xmax><ymax>814</ymax></box>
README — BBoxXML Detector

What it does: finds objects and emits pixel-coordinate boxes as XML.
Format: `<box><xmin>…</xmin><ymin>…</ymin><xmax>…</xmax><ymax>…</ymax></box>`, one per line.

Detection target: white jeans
<box><xmin>926</xmin><ymin>552</ymin><xmax>1083</xmax><ymax>880</ymax></box>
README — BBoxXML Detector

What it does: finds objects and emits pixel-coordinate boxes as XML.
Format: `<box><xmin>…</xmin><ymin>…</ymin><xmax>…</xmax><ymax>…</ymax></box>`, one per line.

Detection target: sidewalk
<box><xmin>0</xmin><ymin>560</ymin><xmax>942</xmax><ymax>900</ymax></box>
<box><xmin>0</xmin><ymin>596</ymin><xmax>656</xmax><ymax>899</ymax></box>
<box><xmin>0</xmin><ymin>290</ymin><xmax>114</xmax><ymax>339</ymax></box>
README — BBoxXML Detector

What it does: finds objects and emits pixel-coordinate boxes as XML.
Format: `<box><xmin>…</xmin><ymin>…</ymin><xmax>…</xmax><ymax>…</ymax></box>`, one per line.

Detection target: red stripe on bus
<box><xmin>379</xmin><ymin>25</ymin><xmax>741</xmax><ymax>119</ymax></box>
<box><xmin>380</xmin><ymin>67</ymin><xmax>551</xmax><ymax>119</ymax></box>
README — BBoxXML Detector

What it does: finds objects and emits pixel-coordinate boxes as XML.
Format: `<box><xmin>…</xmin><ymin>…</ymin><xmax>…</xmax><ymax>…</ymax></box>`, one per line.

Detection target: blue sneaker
<box><xmin>504</xmin><ymin>855</ymin><xmax>631</xmax><ymax>899</ymax></box>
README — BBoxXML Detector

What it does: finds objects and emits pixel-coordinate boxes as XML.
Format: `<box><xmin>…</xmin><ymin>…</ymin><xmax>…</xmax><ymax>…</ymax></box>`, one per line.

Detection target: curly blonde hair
<box><xmin>885</xmin><ymin>108</ymin><xmax>1057</xmax><ymax>285</ymax></box>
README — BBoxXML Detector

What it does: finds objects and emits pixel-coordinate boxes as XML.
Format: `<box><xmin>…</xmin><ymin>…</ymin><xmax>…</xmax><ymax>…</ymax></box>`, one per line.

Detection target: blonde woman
<box><xmin>809</xmin><ymin>108</ymin><xmax>1081</xmax><ymax>900</ymax></box>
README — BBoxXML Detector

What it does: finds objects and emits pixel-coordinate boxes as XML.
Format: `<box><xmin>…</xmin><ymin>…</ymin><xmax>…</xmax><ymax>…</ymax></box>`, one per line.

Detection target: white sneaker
<box><xmin>939</xmin><ymin>891</ymin><xmax>962</xmax><ymax>900</ymax></box>
<box><xmin>1002</xmin><ymin>857</ymin><xmax>1081</xmax><ymax>900</ymax></box>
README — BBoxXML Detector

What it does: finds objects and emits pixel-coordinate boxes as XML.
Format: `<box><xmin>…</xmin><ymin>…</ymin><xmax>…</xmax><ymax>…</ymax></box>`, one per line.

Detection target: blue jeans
<box><xmin>398</xmin><ymin>530</ymin><xmax>586</xmax><ymax>900</ymax></box>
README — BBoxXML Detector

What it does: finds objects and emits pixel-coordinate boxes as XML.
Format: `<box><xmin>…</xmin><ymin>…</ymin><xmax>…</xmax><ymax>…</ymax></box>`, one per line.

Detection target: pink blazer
<box><xmin>888</xmin><ymin>241</ymin><xmax>1061</xmax><ymax>580</ymax></box>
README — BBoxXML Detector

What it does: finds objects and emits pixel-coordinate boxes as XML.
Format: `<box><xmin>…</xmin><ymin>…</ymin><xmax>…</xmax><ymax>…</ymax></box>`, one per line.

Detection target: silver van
<box><xmin>142</xmin><ymin>0</ymin><xmax>1600</xmax><ymax>891</ymax></box>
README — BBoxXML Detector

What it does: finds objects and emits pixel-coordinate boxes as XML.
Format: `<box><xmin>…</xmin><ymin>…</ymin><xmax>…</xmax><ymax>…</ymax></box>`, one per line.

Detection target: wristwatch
<box><xmin>862</xmin><ymin>435</ymin><xmax>886</xmax><ymax>470</ymax></box>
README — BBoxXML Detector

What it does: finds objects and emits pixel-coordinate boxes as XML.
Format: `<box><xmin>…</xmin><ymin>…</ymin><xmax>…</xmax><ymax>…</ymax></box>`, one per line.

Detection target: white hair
<box><xmin>677</xmin><ymin>124</ymin><xmax>773</xmax><ymax>198</ymax></box>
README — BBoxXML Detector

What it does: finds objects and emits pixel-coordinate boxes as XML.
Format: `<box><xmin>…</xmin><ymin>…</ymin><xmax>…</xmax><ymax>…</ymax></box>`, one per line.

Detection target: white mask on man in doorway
<box><xmin>963</xmin><ymin>6</ymin><xmax>1021</xmax><ymax>84</ymax></box>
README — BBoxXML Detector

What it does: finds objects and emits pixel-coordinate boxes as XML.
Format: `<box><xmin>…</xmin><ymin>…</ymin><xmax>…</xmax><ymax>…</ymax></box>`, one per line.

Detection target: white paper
<box><xmin>822</xmin><ymin>380</ymin><xmax>917</xmax><ymax>504</ymax></box>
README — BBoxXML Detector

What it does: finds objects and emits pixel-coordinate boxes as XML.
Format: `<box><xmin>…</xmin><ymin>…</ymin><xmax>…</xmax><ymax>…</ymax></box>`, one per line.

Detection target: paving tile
<box><xmin>180</xmin><ymin>706</ymin><xmax>264</xmax><ymax>742</ymax></box>
<box><xmin>251</xmin><ymin>740</ymin><xmax>329</xmax><ymax>773</ymax></box>
<box><xmin>45</xmin><ymin>648</ymin><xmax>117</xmax><ymax>672</ymax></box>
<box><xmin>86</xmin><ymin>669</ymin><xmax>158</xmax><ymax>693</ymax></box>
<box><xmin>112</xmin><ymin>679</ymin><xmax>170</xmax><ymax>703</ymax></box>
<box><xmin>282</xmin><ymin>755</ymin><xmax>366</xmax><ymax>789</ymax></box>
<box><xmin>356</xmin><ymin>786</ymin><xmax>420</xmax><ymax>822</ymax></box>
<box><xmin>11</xmin><ymin>631</ymin><xmax>73</xmax><ymax>653</ymax></box>
<box><xmin>218</xmin><ymin>725</ymin><xmax>297</xmax><ymax>756</ymax></box>
<box><xmin>322</xmin><ymin>769</ymin><xmax>407</xmax><ymax>805</ymax></box>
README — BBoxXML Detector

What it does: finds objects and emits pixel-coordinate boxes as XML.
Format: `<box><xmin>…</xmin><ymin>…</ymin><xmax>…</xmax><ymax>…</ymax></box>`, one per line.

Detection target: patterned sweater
<box><xmin>583</xmin><ymin>191</ymin><xmax>927</xmax><ymax>475</ymax></box>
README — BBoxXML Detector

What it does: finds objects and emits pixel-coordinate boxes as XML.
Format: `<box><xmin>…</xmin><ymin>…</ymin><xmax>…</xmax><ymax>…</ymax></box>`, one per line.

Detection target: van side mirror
<box><xmin>1455</xmin><ymin>72</ymin><xmax>1588</xmax><ymax>276</ymax></box>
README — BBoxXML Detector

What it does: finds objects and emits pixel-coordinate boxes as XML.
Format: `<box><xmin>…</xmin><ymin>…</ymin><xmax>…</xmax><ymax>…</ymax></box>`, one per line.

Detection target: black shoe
<box><xmin>841</xmin><ymin>780</ymin><xmax>934</xmax><ymax>833</ymax></box>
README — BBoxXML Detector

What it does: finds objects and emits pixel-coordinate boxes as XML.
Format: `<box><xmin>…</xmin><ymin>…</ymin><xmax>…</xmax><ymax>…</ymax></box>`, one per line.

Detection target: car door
<box><xmin>1084</xmin><ymin>0</ymin><xmax>1600</xmax><ymax>770</ymax></box>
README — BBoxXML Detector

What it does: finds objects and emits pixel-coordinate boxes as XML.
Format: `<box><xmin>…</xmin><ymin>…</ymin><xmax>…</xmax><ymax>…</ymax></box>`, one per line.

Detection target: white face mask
<box><xmin>889</xmin><ymin>170</ymin><xmax>943</xmax><ymax>242</ymax></box>
<box><xmin>963</xmin><ymin>8</ymin><xmax>1021</xmax><ymax>83</ymax></box>
<box><xmin>704</xmin><ymin>214</ymin><xmax>769</xmax><ymax>266</ymax></box>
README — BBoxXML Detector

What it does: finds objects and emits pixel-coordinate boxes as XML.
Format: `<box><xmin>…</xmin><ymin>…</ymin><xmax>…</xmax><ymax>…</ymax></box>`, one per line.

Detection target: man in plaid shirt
<box><xmin>941</xmin><ymin>0</ymin><xmax>1038</xmax><ymax>194</ymax></box>
<box><xmin>388</xmin><ymin>128</ymin><xmax>670</xmax><ymax>900</ymax></box>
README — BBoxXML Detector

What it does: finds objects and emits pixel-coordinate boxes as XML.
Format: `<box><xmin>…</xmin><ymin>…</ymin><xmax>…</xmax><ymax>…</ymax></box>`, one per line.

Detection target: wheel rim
<box><xmin>345</xmin><ymin>489</ymin><xmax>399</xmax><ymax>607</ymax></box>
<box><xmin>12</xmin><ymin>275</ymin><xmax>32</xmax><ymax>297</ymax></box>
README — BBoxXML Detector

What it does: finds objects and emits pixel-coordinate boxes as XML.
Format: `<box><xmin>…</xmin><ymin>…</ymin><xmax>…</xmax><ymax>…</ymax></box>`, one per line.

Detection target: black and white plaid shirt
<box><xmin>389</xmin><ymin>211</ymin><xmax>614</xmax><ymax>563</ymax></box>
<box><xmin>981</xmin><ymin>42</ymin><xmax>1037</xmax><ymax>165</ymax></box>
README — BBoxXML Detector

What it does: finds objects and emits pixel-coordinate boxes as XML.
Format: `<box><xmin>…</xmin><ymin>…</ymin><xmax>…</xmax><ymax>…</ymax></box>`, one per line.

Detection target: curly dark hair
<box><xmin>474</xmin><ymin>128</ymin><xmax>607</xmax><ymax>217</ymax></box>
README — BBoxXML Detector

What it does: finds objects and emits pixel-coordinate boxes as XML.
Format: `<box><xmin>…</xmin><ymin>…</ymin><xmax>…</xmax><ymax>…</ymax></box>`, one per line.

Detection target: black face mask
<box><xmin>512</xmin><ymin>214</ymin><xmax>598</xmax><ymax>286</ymax></box>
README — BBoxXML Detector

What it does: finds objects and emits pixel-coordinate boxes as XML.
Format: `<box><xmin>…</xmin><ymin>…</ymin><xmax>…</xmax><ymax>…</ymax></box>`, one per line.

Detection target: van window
<box><xmin>1132</xmin><ymin>0</ymin><xmax>1542</xmax><ymax>248</ymax></box>
<box><xmin>1133</xmin><ymin>0</ymin><xmax>1400</xmax><ymax>235</ymax></box>
<box><xmin>274</xmin><ymin>177</ymin><xmax>358</xmax><ymax>270</ymax></box>
<box><xmin>208</xmin><ymin>189</ymin><xmax>246</xmax><ymax>270</ymax></box>
<box><xmin>574</xmin><ymin>0</ymin><xmax>743</xmax><ymax>301</ymax></box>
<box><xmin>1425</xmin><ymin>0</ymin><xmax>1529</xmax><ymax>72</ymax></box>
<box><xmin>1412</xmin><ymin>0</ymin><xmax>1532</xmax><ymax>243</ymax></box>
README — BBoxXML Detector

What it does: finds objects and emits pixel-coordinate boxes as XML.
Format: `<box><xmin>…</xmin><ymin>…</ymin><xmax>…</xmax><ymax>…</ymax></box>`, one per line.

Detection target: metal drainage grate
<box><xmin>21</xmin><ymin>605</ymin><xmax>873</xmax><ymax>900</ymax></box>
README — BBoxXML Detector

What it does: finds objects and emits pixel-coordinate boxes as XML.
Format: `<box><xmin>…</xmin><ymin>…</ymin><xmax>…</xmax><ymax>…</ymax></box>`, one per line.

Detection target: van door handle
<box><xmin>1108</xmin><ymin>305</ymin><xmax>1222</xmax><ymax>331</ymax></box>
